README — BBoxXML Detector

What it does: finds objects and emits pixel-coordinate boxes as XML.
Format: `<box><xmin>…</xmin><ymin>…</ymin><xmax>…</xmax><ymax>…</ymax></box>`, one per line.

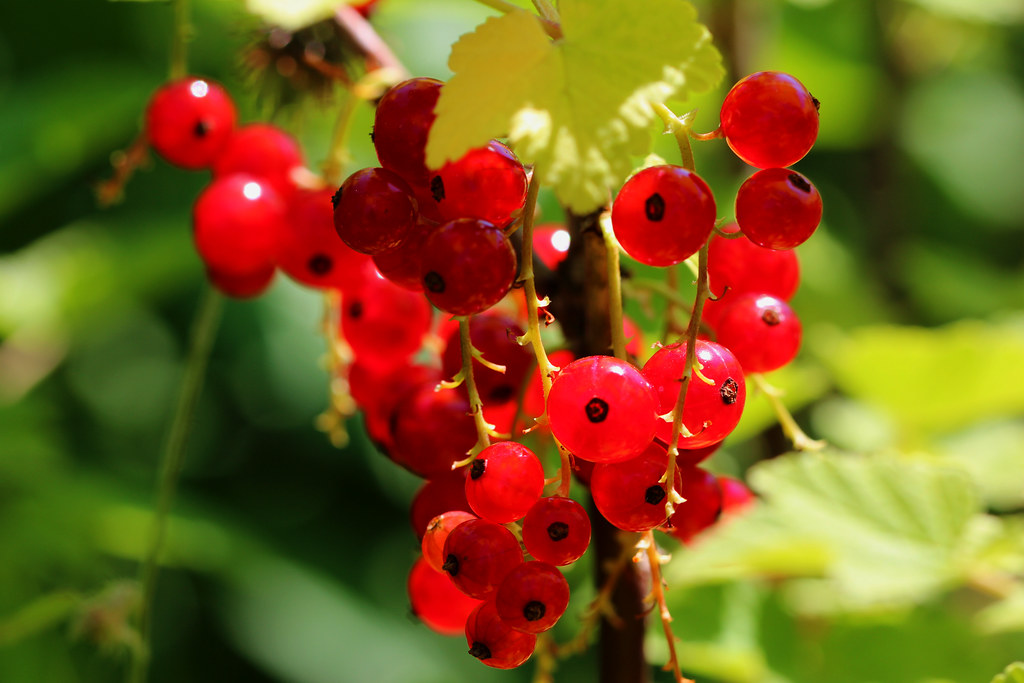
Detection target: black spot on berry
<box><xmin>811</xmin><ymin>96</ymin><xmax>820</xmax><ymax>112</ymax></box>
<box><xmin>442</xmin><ymin>554</ymin><xmax>460</xmax><ymax>576</ymax></box>
<box><xmin>331</xmin><ymin>186</ymin><xmax>343</xmax><ymax>209</ymax></box>
<box><xmin>720</xmin><ymin>377</ymin><xmax>739</xmax><ymax>405</ymax></box>
<box><xmin>645</xmin><ymin>192</ymin><xmax>666</xmax><ymax>222</ymax></box>
<box><xmin>523</xmin><ymin>601</ymin><xmax>546</xmax><ymax>622</ymax></box>
<box><xmin>424</xmin><ymin>271</ymin><xmax>445</xmax><ymax>293</ymax></box>
<box><xmin>308</xmin><ymin>254</ymin><xmax>332</xmax><ymax>275</ymax></box>
<box><xmin>193</xmin><ymin>120</ymin><xmax>208</xmax><ymax>138</ymax></box>
<box><xmin>369</xmin><ymin>126</ymin><xmax>375</xmax><ymax>143</ymax></box>
<box><xmin>585</xmin><ymin>397</ymin><xmax>609</xmax><ymax>423</ymax></box>
<box><xmin>761</xmin><ymin>308</ymin><xmax>781</xmax><ymax>326</ymax></box>
<box><xmin>470</xmin><ymin>459</ymin><xmax>486</xmax><ymax>480</ymax></box>
<box><xmin>788</xmin><ymin>173</ymin><xmax>811</xmax><ymax>193</ymax></box>
<box><xmin>547</xmin><ymin>521</ymin><xmax>569</xmax><ymax>542</ymax></box>
<box><xmin>469</xmin><ymin>642</ymin><xmax>492</xmax><ymax>660</ymax></box>
<box><xmin>645</xmin><ymin>485</ymin><xmax>666</xmax><ymax>505</ymax></box>
<box><xmin>348</xmin><ymin>301</ymin><xmax>363</xmax><ymax>319</ymax></box>
<box><xmin>430</xmin><ymin>175</ymin><xmax>445</xmax><ymax>202</ymax></box>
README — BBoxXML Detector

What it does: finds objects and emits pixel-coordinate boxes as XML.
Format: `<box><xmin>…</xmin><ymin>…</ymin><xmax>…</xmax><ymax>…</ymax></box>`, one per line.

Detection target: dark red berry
<box><xmin>333</xmin><ymin>167</ymin><xmax>418</xmax><ymax>255</ymax></box>
<box><xmin>373</xmin><ymin>77</ymin><xmax>443</xmax><ymax>187</ymax></box>
<box><xmin>464</xmin><ymin>600</ymin><xmax>536</xmax><ymax>669</ymax></box>
<box><xmin>420</xmin><ymin>218</ymin><xmax>517</xmax><ymax>316</ymax></box>
<box><xmin>465</xmin><ymin>442</ymin><xmax>544</xmax><ymax>524</ymax></box>
<box><xmin>429</xmin><ymin>141</ymin><xmax>528</xmax><ymax>226</ymax></box>
<box><xmin>145</xmin><ymin>77</ymin><xmax>236</xmax><ymax>169</ymax></box>
<box><xmin>495</xmin><ymin>561</ymin><xmax>570</xmax><ymax>633</ymax></box>
<box><xmin>735</xmin><ymin>168</ymin><xmax>822</xmax><ymax>250</ymax></box>
<box><xmin>442</xmin><ymin>519</ymin><xmax>524</xmax><ymax>600</ymax></box>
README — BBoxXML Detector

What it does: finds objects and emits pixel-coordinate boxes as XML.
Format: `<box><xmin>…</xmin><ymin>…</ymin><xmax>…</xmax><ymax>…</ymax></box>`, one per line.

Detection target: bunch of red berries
<box><xmin>145</xmin><ymin>76</ymin><xmax>371</xmax><ymax>298</ymax></box>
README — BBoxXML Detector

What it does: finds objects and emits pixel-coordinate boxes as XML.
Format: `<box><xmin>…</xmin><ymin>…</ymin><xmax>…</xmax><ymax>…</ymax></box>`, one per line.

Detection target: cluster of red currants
<box><xmin>144</xmin><ymin>76</ymin><xmax>373</xmax><ymax>298</ymax></box>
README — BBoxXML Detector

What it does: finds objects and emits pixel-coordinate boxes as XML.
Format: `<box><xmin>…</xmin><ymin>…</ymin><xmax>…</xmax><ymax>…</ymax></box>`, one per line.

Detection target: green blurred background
<box><xmin>1</xmin><ymin>1</ymin><xmax>1023</xmax><ymax>682</ymax></box>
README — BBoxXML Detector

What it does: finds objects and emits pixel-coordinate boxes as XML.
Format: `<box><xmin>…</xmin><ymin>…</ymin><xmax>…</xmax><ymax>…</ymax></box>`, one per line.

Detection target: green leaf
<box><xmin>666</xmin><ymin>452</ymin><xmax>981</xmax><ymax>610</ymax></box>
<box><xmin>426</xmin><ymin>0</ymin><xmax>724</xmax><ymax>212</ymax></box>
<box><xmin>811</xmin><ymin>320</ymin><xmax>1024</xmax><ymax>439</ymax></box>
<box><xmin>991</xmin><ymin>662</ymin><xmax>1024</xmax><ymax>683</ymax></box>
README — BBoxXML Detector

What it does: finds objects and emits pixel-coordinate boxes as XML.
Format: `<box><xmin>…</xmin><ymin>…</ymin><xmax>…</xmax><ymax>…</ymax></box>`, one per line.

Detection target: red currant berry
<box><xmin>590</xmin><ymin>443</ymin><xmax>681</xmax><ymax>532</ymax></box>
<box><xmin>333</xmin><ymin>167</ymin><xmax>418</xmax><ymax>255</ymax></box>
<box><xmin>735</xmin><ymin>168</ymin><xmax>822</xmax><ymax>250</ymax></box>
<box><xmin>705</xmin><ymin>222</ymin><xmax>799</xmax><ymax>329</ymax></box>
<box><xmin>664</xmin><ymin>466</ymin><xmax>722</xmax><ymax>544</ymax></box>
<box><xmin>422</xmin><ymin>511</ymin><xmax>478</xmax><ymax>572</ymax></box>
<box><xmin>714</xmin><ymin>293</ymin><xmax>802</xmax><ymax>373</ymax></box>
<box><xmin>611</xmin><ymin>165</ymin><xmax>716</xmax><ymax>267</ymax></box>
<box><xmin>145</xmin><ymin>77</ymin><xmax>236</xmax><ymax>169</ymax></box>
<box><xmin>372</xmin><ymin>219</ymin><xmax>436</xmax><ymax>291</ymax></box>
<box><xmin>212</xmin><ymin>123</ymin><xmax>304</xmax><ymax>198</ymax></box>
<box><xmin>373</xmin><ymin>77</ymin><xmax>443</xmax><ymax>187</ymax></box>
<box><xmin>390</xmin><ymin>385</ymin><xmax>478</xmax><ymax>478</ymax></box>
<box><xmin>443</xmin><ymin>518</ymin><xmax>524</xmax><ymax>600</ymax></box>
<box><xmin>420</xmin><ymin>219</ymin><xmax>517</xmax><ymax>316</ymax></box>
<box><xmin>495</xmin><ymin>561</ymin><xmax>570</xmax><ymax>633</ymax></box>
<box><xmin>441</xmin><ymin>312</ymin><xmax>532</xmax><ymax>407</ymax></box>
<box><xmin>193</xmin><ymin>174</ymin><xmax>284</xmax><ymax>276</ymax></box>
<box><xmin>428</xmin><ymin>141</ymin><xmax>528</xmax><ymax>226</ymax></box>
<box><xmin>521</xmin><ymin>496</ymin><xmax>591</xmax><ymax>566</ymax></box>
<box><xmin>642</xmin><ymin>340</ymin><xmax>746</xmax><ymax>449</ymax></box>
<box><xmin>205</xmin><ymin>264</ymin><xmax>275</xmax><ymax>299</ymax></box>
<box><xmin>409</xmin><ymin>467</ymin><xmax>472</xmax><ymax>540</ymax></box>
<box><xmin>547</xmin><ymin>355</ymin><xmax>658</xmax><ymax>463</ymax></box>
<box><xmin>341</xmin><ymin>271</ymin><xmax>432</xmax><ymax>369</ymax></box>
<box><xmin>720</xmin><ymin>71</ymin><xmax>819</xmax><ymax>169</ymax></box>
<box><xmin>358</xmin><ymin>363</ymin><xmax>440</xmax><ymax>450</ymax></box>
<box><xmin>276</xmin><ymin>187</ymin><xmax>374</xmax><ymax>292</ymax></box>
<box><xmin>533</xmin><ymin>224</ymin><xmax>571</xmax><ymax>270</ymax></box>
<box><xmin>465</xmin><ymin>600</ymin><xmax>536</xmax><ymax>669</ymax></box>
<box><xmin>719</xmin><ymin>476</ymin><xmax>756</xmax><ymax>514</ymax></box>
<box><xmin>408</xmin><ymin>557</ymin><xmax>482</xmax><ymax>637</ymax></box>
<box><xmin>466</xmin><ymin>442</ymin><xmax>544</xmax><ymax>524</ymax></box>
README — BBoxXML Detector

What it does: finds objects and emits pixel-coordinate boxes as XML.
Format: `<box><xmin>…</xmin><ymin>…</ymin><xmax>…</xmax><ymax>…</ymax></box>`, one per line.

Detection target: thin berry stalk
<box><xmin>128</xmin><ymin>285</ymin><xmax>222</xmax><ymax>683</ymax></box>
<box><xmin>599</xmin><ymin>213</ymin><xmax>627</xmax><ymax>361</ymax></box>
<box><xmin>454</xmin><ymin>316</ymin><xmax>494</xmax><ymax>466</ymax></box>
<box><xmin>169</xmin><ymin>0</ymin><xmax>191</xmax><ymax>80</ymax></box>
<box><xmin>641</xmin><ymin>531</ymin><xmax>693</xmax><ymax>683</ymax></box>
<box><xmin>749</xmin><ymin>372</ymin><xmax>825</xmax><ymax>451</ymax></box>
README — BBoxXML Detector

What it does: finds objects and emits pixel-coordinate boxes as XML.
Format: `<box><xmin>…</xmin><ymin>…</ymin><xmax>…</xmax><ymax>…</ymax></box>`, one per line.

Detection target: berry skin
<box><xmin>422</xmin><ymin>511</ymin><xmax>478</xmax><ymax>572</ymax></box>
<box><xmin>735</xmin><ymin>168</ymin><xmax>822</xmax><ymax>250</ymax></box>
<box><xmin>704</xmin><ymin>221</ymin><xmax>799</xmax><ymax>329</ymax></box>
<box><xmin>372</xmin><ymin>219</ymin><xmax>435</xmax><ymax>292</ymax></box>
<box><xmin>357</xmin><ymin>363</ymin><xmax>440</xmax><ymax>451</ymax></box>
<box><xmin>420</xmin><ymin>219</ymin><xmax>518</xmax><ymax>316</ymax></box>
<box><xmin>547</xmin><ymin>355</ymin><xmax>658</xmax><ymax>463</ymax></box>
<box><xmin>663</xmin><ymin>466</ymin><xmax>723</xmax><ymax>544</ymax></box>
<box><xmin>714</xmin><ymin>293</ymin><xmax>802</xmax><ymax>373</ymax></box>
<box><xmin>205</xmin><ymin>264</ymin><xmax>275</xmax><ymax>299</ymax></box>
<box><xmin>390</xmin><ymin>385</ymin><xmax>478</xmax><ymax>478</ymax></box>
<box><xmin>373</xmin><ymin>77</ymin><xmax>443</xmax><ymax>187</ymax></box>
<box><xmin>441</xmin><ymin>312</ymin><xmax>533</xmax><ymax>407</ymax></box>
<box><xmin>428</xmin><ymin>141</ymin><xmax>528</xmax><ymax>226</ymax></box>
<box><xmin>642</xmin><ymin>340</ymin><xmax>746</xmax><ymax>449</ymax></box>
<box><xmin>333</xmin><ymin>167</ymin><xmax>418</xmax><ymax>255</ymax></box>
<box><xmin>533</xmin><ymin>224</ymin><xmax>571</xmax><ymax>270</ymax></box>
<box><xmin>495</xmin><ymin>561</ymin><xmax>570</xmax><ymax>633</ymax></box>
<box><xmin>409</xmin><ymin>467</ymin><xmax>472</xmax><ymax>540</ymax></box>
<box><xmin>466</xmin><ymin>442</ymin><xmax>545</xmax><ymax>524</ymax></box>
<box><xmin>193</xmin><ymin>174</ymin><xmax>284</xmax><ymax>276</ymax></box>
<box><xmin>720</xmin><ymin>71</ymin><xmax>819</xmax><ymax>169</ymax></box>
<box><xmin>341</xmin><ymin>271</ymin><xmax>433</xmax><ymax>369</ymax></box>
<box><xmin>145</xmin><ymin>77</ymin><xmax>236</xmax><ymax>169</ymax></box>
<box><xmin>591</xmin><ymin>443</ymin><xmax>682</xmax><ymax>532</ymax></box>
<box><xmin>611</xmin><ymin>165</ymin><xmax>717</xmax><ymax>267</ymax></box>
<box><xmin>719</xmin><ymin>476</ymin><xmax>756</xmax><ymax>514</ymax></box>
<box><xmin>408</xmin><ymin>557</ymin><xmax>482</xmax><ymax>637</ymax></box>
<box><xmin>521</xmin><ymin>496</ymin><xmax>591</xmax><ymax>566</ymax></box>
<box><xmin>443</xmin><ymin>519</ymin><xmax>524</xmax><ymax>600</ymax></box>
<box><xmin>212</xmin><ymin>123</ymin><xmax>304</xmax><ymax>198</ymax></box>
<box><xmin>465</xmin><ymin>600</ymin><xmax>537</xmax><ymax>669</ymax></box>
<box><xmin>276</xmin><ymin>187</ymin><xmax>374</xmax><ymax>292</ymax></box>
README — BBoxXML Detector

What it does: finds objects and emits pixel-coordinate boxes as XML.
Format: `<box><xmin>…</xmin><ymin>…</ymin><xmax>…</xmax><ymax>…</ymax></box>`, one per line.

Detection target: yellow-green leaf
<box><xmin>991</xmin><ymin>662</ymin><xmax>1024</xmax><ymax>683</ymax></box>
<box><xmin>427</xmin><ymin>0</ymin><xmax>724</xmax><ymax>213</ymax></box>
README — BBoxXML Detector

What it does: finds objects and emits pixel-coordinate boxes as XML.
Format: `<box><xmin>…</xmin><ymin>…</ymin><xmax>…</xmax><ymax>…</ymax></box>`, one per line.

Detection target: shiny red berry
<box><xmin>422</xmin><ymin>511</ymin><xmax>478</xmax><ymax>572</ymax></box>
<box><xmin>145</xmin><ymin>77</ymin><xmax>236</xmax><ymax>169</ymax></box>
<box><xmin>591</xmin><ymin>443</ymin><xmax>681</xmax><ymax>532</ymax></box>
<box><xmin>333</xmin><ymin>167</ymin><xmax>418</xmax><ymax>255</ymax></box>
<box><xmin>495</xmin><ymin>561</ymin><xmax>570</xmax><ymax>633</ymax></box>
<box><xmin>193</xmin><ymin>174</ymin><xmax>284</xmax><ymax>276</ymax></box>
<box><xmin>714</xmin><ymin>293</ymin><xmax>802</xmax><ymax>373</ymax></box>
<box><xmin>521</xmin><ymin>496</ymin><xmax>591</xmax><ymax>566</ymax></box>
<box><xmin>408</xmin><ymin>557</ymin><xmax>482</xmax><ymax>637</ymax></box>
<box><xmin>420</xmin><ymin>218</ymin><xmax>517</xmax><ymax>316</ymax></box>
<box><xmin>466</xmin><ymin>442</ymin><xmax>545</xmax><ymax>524</ymax></box>
<box><xmin>720</xmin><ymin>71</ymin><xmax>819</xmax><ymax>169</ymax></box>
<box><xmin>443</xmin><ymin>519</ymin><xmax>524</xmax><ymax>600</ymax></box>
<box><xmin>212</xmin><ymin>123</ymin><xmax>303</xmax><ymax>198</ymax></box>
<box><xmin>428</xmin><ymin>141</ymin><xmax>528</xmax><ymax>226</ymax></box>
<box><xmin>373</xmin><ymin>77</ymin><xmax>443</xmax><ymax>187</ymax></box>
<box><xmin>611</xmin><ymin>165</ymin><xmax>717</xmax><ymax>267</ymax></box>
<box><xmin>735</xmin><ymin>168</ymin><xmax>822</xmax><ymax>250</ymax></box>
<box><xmin>465</xmin><ymin>600</ymin><xmax>536</xmax><ymax>669</ymax></box>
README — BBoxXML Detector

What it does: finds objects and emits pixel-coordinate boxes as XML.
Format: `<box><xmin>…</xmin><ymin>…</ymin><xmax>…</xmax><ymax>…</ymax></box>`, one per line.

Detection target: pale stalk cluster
<box><xmin>640</xmin><ymin>531</ymin><xmax>694</xmax><ymax>683</ymax></box>
<box><xmin>315</xmin><ymin>290</ymin><xmax>357</xmax><ymax>448</ymax></box>
<box><xmin>448</xmin><ymin>316</ymin><xmax>502</xmax><ymax>468</ymax></box>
